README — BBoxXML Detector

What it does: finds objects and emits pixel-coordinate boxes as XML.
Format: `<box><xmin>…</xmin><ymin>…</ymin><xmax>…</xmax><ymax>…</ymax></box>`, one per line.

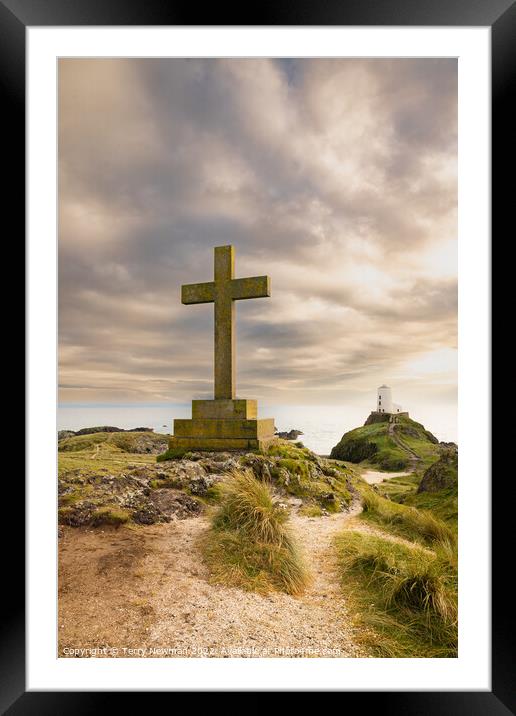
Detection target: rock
<box><xmin>417</xmin><ymin>449</ymin><xmax>458</xmax><ymax>494</ymax></box>
<box><xmin>66</xmin><ymin>425</ymin><xmax>155</xmax><ymax>436</ymax></box>
<box><xmin>330</xmin><ymin>436</ymin><xmax>378</xmax><ymax>463</ymax></box>
<box><xmin>274</xmin><ymin>429</ymin><xmax>304</xmax><ymax>440</ymax></box>
<box><xmin>132</xmin><ymin>503</ymin><xmax>166</xmax><ymax>525</ymax></box>
<box><xmin>364</xmin><ymin>412</ymin><xmax>391</xmax><ymax>425</ymax></box>
<box><xmin>287</xmin><ymin>497</ymin><xmax>303</xmax><ymax>507</ymax></box>
<box><xmin>74</xmin><ymin>426</ymin><xmax>123</xmax><ymax>435</ymax></box>
<box><xmin>188</xmin><ymin>474</ymin><xmax>222</xmax><ymax>496</ymax></box>
<box><xmin>149</xmin><ymin>490</ymin><xmax>203</xmax><ymax>520</ymax></box>
<box><xmin>239</xmin><ymin>454</ymin><xmax>276</xmax><ymax>481</ymax></box>
<box><xmin>58</xmin><ymin>430</ymin><xmax>76</xmax><ymax>440</ymax></box>
<box><xmin>128</xmin><ymin>434</ymin><xmax>168</xmax><ymax>454</ymax></box>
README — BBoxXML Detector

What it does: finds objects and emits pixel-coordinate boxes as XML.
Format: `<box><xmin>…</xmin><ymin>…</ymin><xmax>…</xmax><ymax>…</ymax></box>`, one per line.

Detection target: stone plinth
<box><xmin>169</xmin><ymin>399</ymin><xmax>275</xmax><ymax>452</ymax></box>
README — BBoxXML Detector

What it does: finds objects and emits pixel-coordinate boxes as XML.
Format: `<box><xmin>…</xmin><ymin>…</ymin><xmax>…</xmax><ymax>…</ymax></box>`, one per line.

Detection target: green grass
<box><xmin>266</xmin><ymin>441</ymin><xmax>319</xmax><ymax>462</ymax></box>
<box><xmin>376</xmin><ymin>472</ymin><xmax>422</xmax><ymax>501</ymax></box>
<box><xmin>58</xmin><ymin>503</ymin><xmax>131</xmax><ymax>526</ymax></box>
<box><xmin>156</xmin><ymin>446</ymin><xmax>190</xmax><ymax>462</ymax></box>
<box><xmin>360</xmin><ymin>488</ymin><xmax>456</xmax><ymax>549</ymax></box>
<box><xmin>375</xmin><ymin>453</ymin><xmax>458</xmax><ymax>527</ymax></box>
<box><xmin>331</xmin><ymin>422</ymin><xmax>410</xmax><ymax>470</ymax></box>
<box><xmin>330</xmin><ymin>415</ymin><xmax>442</xmax><ymax>471</ymax></box>
<box><xmin>58</xmin><ymin>485</ymin><xmax>93</xmax><ymax>506</ymax></box>
<box><xmin>91</xmin><ymin>506</ymin><xmax>131</xmax><ymax>526</ymax></box>
<box><xmin>58</xmin><ymin>430</ymin><xmax>167</xmax><ymax>453</ymax></box>
<box><xmin>258</xmin><ymin>441</ymin><xmax>353</xmax><ymax>510</ymax></box>
<box><xmin>335</xmin><ymin>531</ymin><xmax>457</xmax><ymax>657</ymax></box>
<box><xmin>202</xmin><ymin>469</ymin><xmax>310</xmax><ymax>595</ymax></box>
<box><xmin>58</xmin><ymin>450</ymin><xmax>156</xmax><ymax>476</ymax></box>
<box><xmin>58</xmin><ymin>432</ymin><xmax>162</xmax><ymax>476</ymax></box>
<box><xmin>405</xmin><ymin>488</ymin><xmax>458</xmax><ymax>527</ymax></box>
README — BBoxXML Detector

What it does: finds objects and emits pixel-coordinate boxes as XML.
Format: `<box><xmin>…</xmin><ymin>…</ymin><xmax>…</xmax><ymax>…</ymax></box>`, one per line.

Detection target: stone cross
<box><xmin>181</xmin><ymin>245</ymin><xmax>271</xmax><ymax>400</ymax></box>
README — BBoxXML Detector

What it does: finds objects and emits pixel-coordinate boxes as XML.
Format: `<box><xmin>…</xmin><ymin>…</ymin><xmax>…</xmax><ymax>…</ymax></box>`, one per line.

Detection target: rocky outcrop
<box><xmin>330</xmin><ymin>438</ymin><xmax>378</xmax><ymax>463</ymax></box>
<box><xmin>331</xmin><ymin>414</ymin><xmax>442</xmax><ymax>471</ymax></box>
<box><xmin>364</xmin><ymin>412</ymin><xmax>390</xmax><ymax>426</ymax></box>
<box><xmin>274</xmin><ymin>429</ymin><xmax>304</xmax><ymax>440</ymax></box>
<box><xmin>58</xmin><ymin>431</ymin><xmax>168</xmax><ymax>455</ymax></box>
<box><xmin>58</xmin><ymin>430</ymin><xmax>76</xmax><ymax>441</ymax></box>
<box><xmin>417</xmin><ymin>449</ymin><xmax>458</xmax><ymax>494</ymax></box>
<box><xmin>58</xmin><ymin>443</ymin><xmax>358</xmax><ymax>527</ymax></box>
<box><xmin>58</xmin><ymin>456</ymin><xmax>230</xmax><ymax>527</ymax></box>
<box><xmin>58</xmin><ymin>425</ymin><xmax>155</xmax><ymax>438</ymax></box>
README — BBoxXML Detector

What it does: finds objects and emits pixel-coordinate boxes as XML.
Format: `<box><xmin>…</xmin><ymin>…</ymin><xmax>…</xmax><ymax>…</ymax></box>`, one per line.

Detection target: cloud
<box><xmin>58</xmin><ymin>58</ymin><xmax>457</xmax><ymax>412</ymax></box>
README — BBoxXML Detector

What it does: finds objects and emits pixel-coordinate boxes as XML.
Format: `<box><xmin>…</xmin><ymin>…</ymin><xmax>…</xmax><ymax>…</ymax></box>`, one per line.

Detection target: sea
<box><xmin>58</xmin><ymin>403</ymin><xmax>457</xmax><ymax>456</ymax></box>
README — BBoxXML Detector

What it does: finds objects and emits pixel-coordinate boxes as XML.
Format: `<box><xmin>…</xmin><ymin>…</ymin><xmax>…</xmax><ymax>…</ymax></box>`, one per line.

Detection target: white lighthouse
<box><xmin>377</xmin><ymin>385</ymin><xmax>392</xmax><ymax>413</ymax></box>
<box><xmin>377</xmin><ymin>385</ymin><xmax>404</xmax><ymax>414</ymax></box>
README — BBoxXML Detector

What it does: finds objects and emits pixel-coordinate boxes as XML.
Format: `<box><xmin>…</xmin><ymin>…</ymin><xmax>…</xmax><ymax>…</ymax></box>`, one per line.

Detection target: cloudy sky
<box><xmin>58</xmin><ymin>58</ymin><xmax>457</xmax><ymax>431</ymax></box>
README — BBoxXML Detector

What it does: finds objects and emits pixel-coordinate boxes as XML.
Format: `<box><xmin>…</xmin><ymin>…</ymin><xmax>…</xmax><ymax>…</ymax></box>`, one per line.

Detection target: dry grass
<box><xmin>335</xmin><ymin>530</ymin><xmax>457</xmax><ymax>657</ymax></box>
<box><xmin>203</xmin><ymin>470</ymin><xmax>311</xmax><ymax>595</ymax></box>
<box><xmin>361</xmin><ymin>489</ymin><xmax>456</xmax><ymax>549</ymax></box>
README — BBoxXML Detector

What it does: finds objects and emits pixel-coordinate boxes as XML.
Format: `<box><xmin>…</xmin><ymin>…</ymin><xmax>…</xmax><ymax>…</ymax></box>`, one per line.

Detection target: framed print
<box><xmin>6</xmin><ymin>0</ymin><xmax>508</xmax><ymax>710</ymax></box>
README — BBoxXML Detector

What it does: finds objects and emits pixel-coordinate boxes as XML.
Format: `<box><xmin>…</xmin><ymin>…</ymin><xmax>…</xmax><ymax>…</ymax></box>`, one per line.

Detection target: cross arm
<box><xmin>181</xmin><ymin>281</ymin><xmax>215</xmax><ymax>304</ymax></box>
<box><xmin>230</xmin><ymin>276</ymin><xmax>271</xmax><ymax>301</ymax></box>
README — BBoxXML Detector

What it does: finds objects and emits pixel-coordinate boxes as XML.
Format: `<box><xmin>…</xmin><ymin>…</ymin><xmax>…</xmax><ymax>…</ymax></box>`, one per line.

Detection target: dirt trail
<box><xmin>388</xmin><ymin>420</ymin><xmax>420</xmax><ymax>470</ymax></box>
<box><xmin>58</xmin><ymin>502</ymin><xmax>367</xmax><ymax>658</ymax></box>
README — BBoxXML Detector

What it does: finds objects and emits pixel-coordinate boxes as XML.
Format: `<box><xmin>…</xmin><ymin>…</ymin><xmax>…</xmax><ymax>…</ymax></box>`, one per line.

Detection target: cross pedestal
<box><xmin>171</xmin><ymin>399</ymin><xmax>275</xmax><ymax>451</ymax></box>
<box><xmin>168</xmin><ymin>246</ymin><xmax>276</xmax><ymax>452</ymax></box>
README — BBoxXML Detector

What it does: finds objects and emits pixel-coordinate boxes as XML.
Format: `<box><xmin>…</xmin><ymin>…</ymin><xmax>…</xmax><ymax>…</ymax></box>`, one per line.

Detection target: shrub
<box><xmin>203</xmin><ymin>469</ymin><xmax>310</xmax><ymax>595</ymax></box>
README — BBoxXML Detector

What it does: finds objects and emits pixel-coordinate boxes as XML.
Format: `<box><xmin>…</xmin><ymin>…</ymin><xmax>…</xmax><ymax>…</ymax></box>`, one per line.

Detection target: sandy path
<box><xmin>59</xmin><ymin>502</ymin><xmax>367</xmax><ymax>658</ymax></box>
<box><xmin>361</xmin><ymin>469</ymin><xmax>412</xmax><ymax>485</ymax></box>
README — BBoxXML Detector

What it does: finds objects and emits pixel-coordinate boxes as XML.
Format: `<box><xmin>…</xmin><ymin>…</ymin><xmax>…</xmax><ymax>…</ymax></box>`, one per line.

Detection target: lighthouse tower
<box><xmin>377</xmin><ymin>385</ymin><xmax>393</xmax><ymax>413</ymax></box>
<box><xmin>377</xmin><ymin>385</ymin><xmax>404</xmax><ymax>414</ymax></box>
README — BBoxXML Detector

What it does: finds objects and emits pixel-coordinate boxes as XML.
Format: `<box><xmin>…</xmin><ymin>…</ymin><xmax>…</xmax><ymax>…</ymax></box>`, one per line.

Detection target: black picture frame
<box><xmin>8</xmin><ymin>0</ymin><xmax>505</xmax><ymax>710</ymax></box>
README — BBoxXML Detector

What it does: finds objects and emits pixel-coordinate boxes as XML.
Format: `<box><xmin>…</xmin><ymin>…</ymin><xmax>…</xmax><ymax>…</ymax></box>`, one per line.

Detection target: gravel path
<box><xmin>59</xmin><ymin>502</ymin><xmax>367</xmax><ymax>658</ymax></box>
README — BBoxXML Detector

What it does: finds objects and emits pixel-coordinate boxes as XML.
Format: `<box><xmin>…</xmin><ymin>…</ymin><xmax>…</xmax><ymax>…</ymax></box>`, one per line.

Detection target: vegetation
<box><xmin>377</xmin><ymin>450</ymin><xmax>458</xmax><ymax>527</ymax></box>
<box><xmin>156</xmin><ymin>445</ymin><xmax>189</xmax><ymax>462</ymax></box>
<box><xmin>417</xmin><ymin>450</ymin><xmax>457</xmax><ymax>493</ymax></box>
<box><xmin>59</xmin><ymin>430</ymin><xmax>168</xmax><ymax>455</ymax></box>
<box><xmin>202</xmin><ymin>469</ymin><xmax>310</xmax><ymax>595</ymax></box>
<box><xmin>299</xmin><ymin>504</ymin><xmax>324</xmax><ymax>517</ymax></box>
<box><xmin>330</xmin><ymin>415</ymin><xmax>442</xmax><ymax>471</ymax></box>
<box><xmin>58</xmin><ymin>502</ymin><xmax>131</xmax><ymax>527</ymax></box>
<box><xmin>90</xmin><ymin>506</ymin><xmax>131</xmax><ymax>526</ymax></box>
<box><xmin>376</xmin><ymin>472</ymin><xmax>421</xmax><ymax>501</ymax></box>
<box><xmin>335</xmin><ymin>531</ymin><xmax>457</xmax><ymax>657</ymax></box>
<box><xmin>406</xmin><ymin>488</ymin><xmax>458</xmax><ymax>527</ymax></box>
<box><xmin>360</xmin><ymin>488</ymin><xmax>456</xmax><ymax>549</ymax></box>
<box><xmin>259</xmin><ymin>441</ymin><xmax>355</xmax><ymax>511</ymax></box>
<box><xmin>334</xmin><ymin>462</ymin><xmax>458</xmax><ymax>657</ymax></box>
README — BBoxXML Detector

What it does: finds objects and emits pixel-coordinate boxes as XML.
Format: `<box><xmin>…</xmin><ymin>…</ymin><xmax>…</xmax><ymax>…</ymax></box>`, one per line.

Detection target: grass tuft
<box><xmin>360</xmin><ymin>489</ymin><xmax>456</xmax><ymax>549</ymax></box>
<box><xmin>203</xmin><ymin>469</ymin><xmax>310</xmax><ymax>595</ymax></box>
<box><xmin>335</xmin><ymin>531</ymin><xmax>457</xmax><ymax>657</ymax></box>
<box><xmin>90</xmin><ymin>506</ymin><xmax>131</xmax><ymax>526</ymax></box>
